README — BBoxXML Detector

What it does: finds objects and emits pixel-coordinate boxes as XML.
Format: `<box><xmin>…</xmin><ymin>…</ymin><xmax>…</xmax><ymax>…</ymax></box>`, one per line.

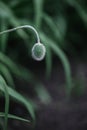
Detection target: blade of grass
<box><xmin>0</xmin><ymin>52</ymin><xmax>51</xmax><ymax>103</ymax></box>
<box><xmin>66</xmin><ymin>0</ymin><xmax>87</xmax><ymax>26</ymax></box>
<box><xmin>0</xmin><ymin>75</ymin><xmax>35</xmax><ymax>122</ymax></box>
<box><xmin>34</xmin><ymin>0</ymin><xmax>44</xmax><ymax>28</ymax></box>
<box><xmin>0</xmin><ymin>75</ymin><xmax>9</xmax><ymax>130</ymax></box>
<box><xmin>0</xmin><ymin>52</ymin><xmax>34</xmax><ymax>81</ymax></box>
<box><xmin>0</xmin><ymin>112</ymin><xmax>30</xmax><ymax>123</ymax></box>
<box><xmin>43</xmin><ymin>13</ymin><xmax>61</xmax><ymax>39</ymax></box>
<box><xmin>40</xmin><ymin>32</ymin><xmax>72</xmax><ymax>96</ymax></box>
<box><xmin>4</xmin><ymin>85</ymin><xmax>9</xmax><ymax>130</ymax></box>
<box><xmin>45</xmin><ymin>42</ymin><xmax>52</xmax><ymax>78</ymax></box>
<box><xmin>0</xmin><ymin>2</ymin><xmax>29</xmax><ymax>41</ymax></box>
<box><xmin>0</xmin><ymin>16</ymin><xmax>9</xmax><ymax>53</ymax></box>
<box><xmin>43</xmin><ymin>13</ymin><xmax>67</xmax><ymax>45</ymax></box>
<box><xmin>0</xmin><ymin>63</ymin><xmax>15</xmax><ymax>88</ymax></box>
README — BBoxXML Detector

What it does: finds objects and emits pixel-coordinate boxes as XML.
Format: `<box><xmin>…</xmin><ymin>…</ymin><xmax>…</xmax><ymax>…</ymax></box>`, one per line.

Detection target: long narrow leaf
<box><xmin>0</xmin><ymin>52</ymin><xmax>34</xmax><ymax>81</ymax></box>
<box><xmin>0</xmin><ymin>2</ymin><xmax>29</xmax><ymax>41</ymax></box>
<box><xmin>40</xmin><ymin>32</ymin><xmax>72</xmax><ymax>96</ymax></box>
<box><xmin>0</xmin><ymin>75</ymin><xmax>9</xmax><ymax>130</ymax></box>
<box><xmin>0</xmin><ymin>16</ymin><xmax>9</xmax><ymax>53</ymax></box>
<box><xmin>45</xmin><ymin>41</ymin><xmax>52</xmax><ymax>78</ymax></box>
<box><xmin>0</xmin><ymin>75</ymin><xmax>35</xmax><ymax>122</ymax></box>
<box><xmin>0</xmin><ymin>52</ymin><xmax>51</xmax><ymax>103</ymax></box>
<box><xmin>0</xmin><ymin>63</ymin><xmax>15</xmax><ymax>88</ymax></box>
<box><xmin>0</xmin><ymin>112</ymin><xmax>30</xmax><ymax>123</ymax></box>
<box><xmin>34</xmin><ymin>0</ymin><xmax>44</xmax><ymax>28</ymax></box>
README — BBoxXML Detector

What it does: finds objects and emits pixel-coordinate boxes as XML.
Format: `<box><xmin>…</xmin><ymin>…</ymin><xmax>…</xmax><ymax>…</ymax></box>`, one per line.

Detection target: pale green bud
<box><xmin>32</xmin><ymin>43</ymin><xmax>46</xmax><ymax>61</ymax></box>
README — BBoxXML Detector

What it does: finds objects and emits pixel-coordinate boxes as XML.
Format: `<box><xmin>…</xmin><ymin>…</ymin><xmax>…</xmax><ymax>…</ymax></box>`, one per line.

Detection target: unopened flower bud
<box><xmin>32</xmin><ymin>43</ymin><xmax>46</xmax><ymax>61</ymax></box>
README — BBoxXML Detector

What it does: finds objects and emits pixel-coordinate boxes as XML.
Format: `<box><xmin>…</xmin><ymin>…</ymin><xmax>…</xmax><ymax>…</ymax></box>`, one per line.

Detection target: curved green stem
<box><xmin>0</xmin><ymin>25</ymin><xmax>40</xmax><ymax>43</ymax></box>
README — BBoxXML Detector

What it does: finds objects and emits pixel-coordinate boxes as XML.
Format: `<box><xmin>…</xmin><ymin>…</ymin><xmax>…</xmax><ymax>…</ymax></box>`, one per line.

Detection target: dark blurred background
<box><xmin>0</xmin><ymin>0</ymin><xmax>87</xmax><ymax>130</ymax></box>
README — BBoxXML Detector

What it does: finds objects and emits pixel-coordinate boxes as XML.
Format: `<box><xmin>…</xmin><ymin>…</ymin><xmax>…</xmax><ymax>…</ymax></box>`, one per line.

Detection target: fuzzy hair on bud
<box><xmin>32</xmin><ymin>43</ymin><xmax>46</xmax><ymax>61</ymax></box>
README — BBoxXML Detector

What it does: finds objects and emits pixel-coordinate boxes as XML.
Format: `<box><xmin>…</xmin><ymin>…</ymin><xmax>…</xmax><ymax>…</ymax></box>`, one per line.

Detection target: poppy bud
<box><xmin>32</xmin><ymin>43</ymin><xmax>46</xmax><ymax>61</ymax></box>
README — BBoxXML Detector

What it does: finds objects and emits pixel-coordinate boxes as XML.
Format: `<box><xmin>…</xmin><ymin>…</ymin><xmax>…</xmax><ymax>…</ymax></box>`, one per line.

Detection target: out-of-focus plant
<box><xmin>1</xmin><ymin>0</ymin><xmax>87</xmax><ymax>128</ymax></box>
<box><xmin>0</xmin><ymin>0</ymin><xmax>72</xmax><ymax>93</ymax></box>
<box><xmin>0</xmin><ymin>0</ymin><xmax>51</xmax><ymax>102</ymax></box>
<box><xmin>0</xmin><ymin>2</ymin><xmax>72</xmax><ymax>129</ymax></box>
<box><xmin>0</xmin><ymin>24</ymin><xmax>50</xmax><ymax>130</ymax></box>
<box><xmin>0</xmin><ymin>75</ymin><xmax>34</xmax><ymax>130</ymax></box>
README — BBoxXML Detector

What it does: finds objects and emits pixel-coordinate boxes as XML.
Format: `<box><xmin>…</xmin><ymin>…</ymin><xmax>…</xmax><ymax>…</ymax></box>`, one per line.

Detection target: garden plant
<box><xmin>0</xmin><ymin>0</ymin><xmax>73</xmax><ymax>129</ymax></box>
<box><xmin>1</xmin><ymin>0</ymin><xmax>87</xmax><ymax>130</ymax></box>
<box><xmin>0</xmin><ymin>24</ymin><xmax>46</xmax><ymax>130</ymax></box>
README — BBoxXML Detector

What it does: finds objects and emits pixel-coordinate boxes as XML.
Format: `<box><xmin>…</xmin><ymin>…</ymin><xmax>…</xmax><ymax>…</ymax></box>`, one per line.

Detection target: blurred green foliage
<box><xmin>0</xmin><ymin>0</ymin><xmax>87</xmax><ymax>53</ymax></box>
<box><xmin>0</xmin><ymin>0</ymin><xmax>73</xmax><ymax>91</ymax></box>
<box><xmin>0</xmin><ymin>0</ymin><xmax>87</xmax><ymax>129</ymax></box>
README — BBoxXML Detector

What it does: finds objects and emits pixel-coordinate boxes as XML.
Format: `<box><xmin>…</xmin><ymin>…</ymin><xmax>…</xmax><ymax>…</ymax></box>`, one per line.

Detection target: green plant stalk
<box><xmin>0</xmin><ymin>24</ymin><xmax>47</xmax><ymax>61</ymax></box>
<box><xmin>0</xmin><ymin>25</ymin><xmax>40</xmax><ymax>43</ymax></box>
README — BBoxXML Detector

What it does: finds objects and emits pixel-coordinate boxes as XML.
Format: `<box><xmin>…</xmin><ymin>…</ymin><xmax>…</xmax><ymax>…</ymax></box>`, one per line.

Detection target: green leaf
<box><xmin>45</xmin><ymin>41</ymin><xmax>52</xmax><ymax>78</ymax></box>
<box><xmin>0</xmin><ymin>112</ymin><xmax>30</xmax><ymax>123</ymax></box>
<box><xmin>0</xmin><ymin>52</ymin><xmax>51</xmax><ymax>103</ymax></box>
<box><xmin>0</xmin><ymin>2</ymin><xmax>29</xmax><ymax>41</ymax></box>
<box><xmin>40</xmin><ymin>32</ymin><xmax>72</xmax><ymax>96</ymax></box>
<box><xmin>0</xmin><ymin>16</ymin><xmax>9</xmax><ymax>53</ymax></box>
<box><xmin>67</xmin><ymin>0</ymin><xmax>87</xmax><ymax>27</ymax></box>
<box><xmin>0</xmin><ymin>75</ymin><xmax>35</xmax><ymax>122</ymax></box>
<box><xmin>0</xmin><ymin>52</ymin><xmax>34</xmax><ymax>82</ymax></box>
<box><xmin>0</xmin><ymin>75</ymin><xmax>9</xmax><ymax>130</ymax></box>
<box><xmin>43</xmin><ymin>13</ymin><xmax>67</xmax><ymax>47</ymax></box>
<box><xmin>34</xmin><ymin>0</ymin><xmax>44</xmax><ymax>28</ymax></box>
<box><xmin>0</xmin><ymin>63</ymin><xmax>15</xmax><ymax>88</ymax></box>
